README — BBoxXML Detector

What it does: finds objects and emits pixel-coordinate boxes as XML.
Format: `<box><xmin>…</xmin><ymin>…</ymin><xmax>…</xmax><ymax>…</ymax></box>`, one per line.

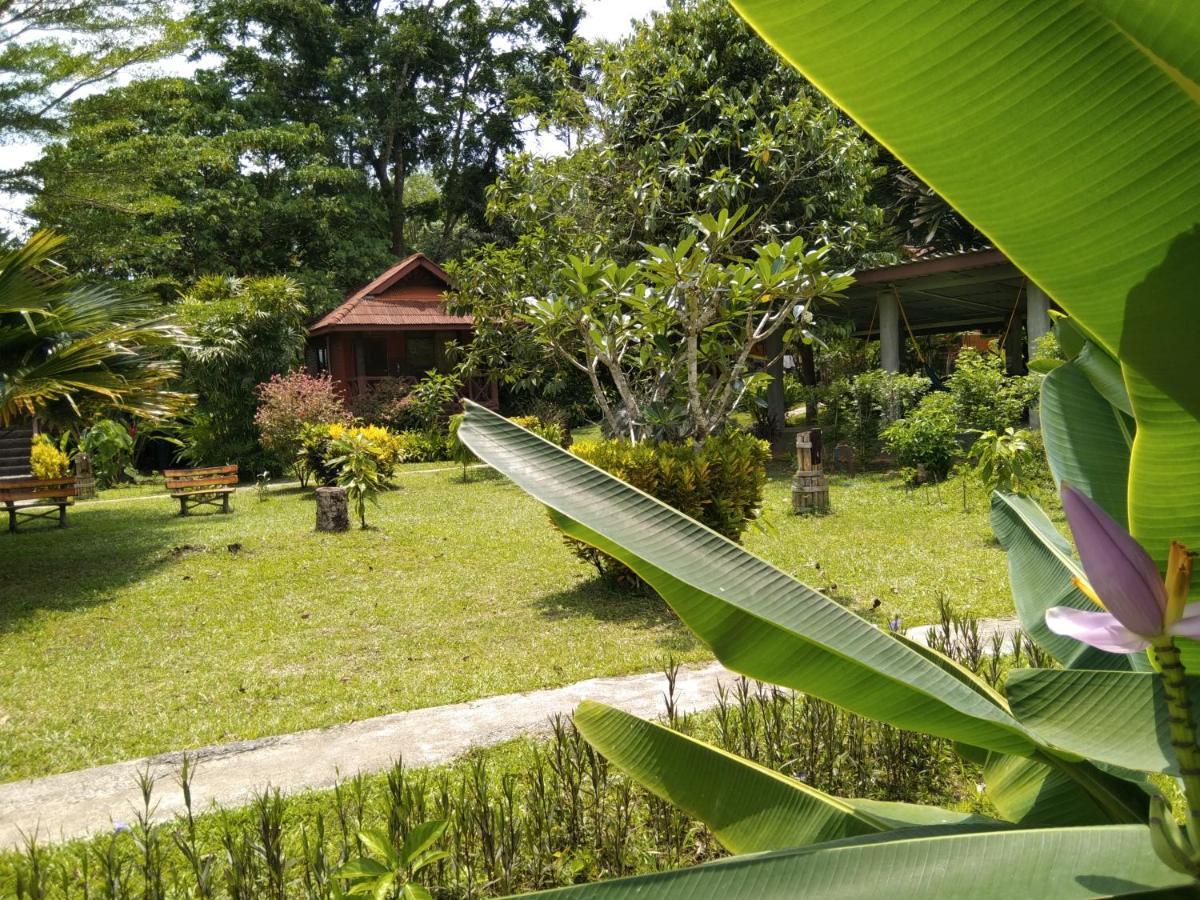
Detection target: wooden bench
<box><xmin>164</xmin><ymin>465</ymin><xmax>238</xmax><ymax>516</ymax></box>
<box><xmin>0</xmin><ymin>477</ymin><xmax>77</xmax><ymax>533</ymax></box>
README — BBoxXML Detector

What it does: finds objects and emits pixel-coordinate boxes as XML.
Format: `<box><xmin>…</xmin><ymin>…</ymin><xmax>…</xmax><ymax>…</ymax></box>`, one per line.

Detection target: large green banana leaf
<box><xmin>459</xmin><ymin>404</ymin><xmax>1145</xmax><ymax>822</ymax></box>
<box><xmin>518</xmin><ymin>826</ymin><xmax>1192</xmax><ymax>898</ymax></box>
<box><xmin>459</xmin><ymin>403</ymin><xmax>1031</xmax><ymax>753</ymax></box>
<box><xmin>1126</xmin><ymin>368</ymin><xmax>1200</xmax><ymax>590</ymax></box>
<box><xmin>981</xmin><ymin>752</ymin><xmax>1151</xmax><ymax>829</ymax></box>
<box><xmin>1039</xmin><ymin>361</ymin><xmax>1131</xmax><ymax>526</ymax></box>
<box><xmin>573</xmin><ymin>701</ymin><xmax>1002</xmax><ymax>853</ymax></box>
<box><xmin>989</xmin><ymin>492</ymin><xmax>1136</xmax><ymax>671</ymax></box>
<box><xmin>729</xmin><ymin>0</ymin><xmax>1200</xmax><ymax>421</ymax></box>
<box><xmin>1007</xmin><ymin>668</ymin><xmax>1200</xmax><ymax>776</ymax></box>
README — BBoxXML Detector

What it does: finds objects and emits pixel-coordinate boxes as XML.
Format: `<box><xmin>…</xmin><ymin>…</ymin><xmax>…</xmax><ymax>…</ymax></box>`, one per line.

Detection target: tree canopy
<box><xmin>24</xmin><ymin>76</ymin><xmax>390</xmax><ymax>298</ymax></box>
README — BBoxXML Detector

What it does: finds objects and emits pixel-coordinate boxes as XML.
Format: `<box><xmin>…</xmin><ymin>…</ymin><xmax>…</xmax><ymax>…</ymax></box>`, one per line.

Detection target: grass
<box><xmin>0</xmin><ymin>458</ymin><xmax>1050</xmax><ymax>781</ymax></box>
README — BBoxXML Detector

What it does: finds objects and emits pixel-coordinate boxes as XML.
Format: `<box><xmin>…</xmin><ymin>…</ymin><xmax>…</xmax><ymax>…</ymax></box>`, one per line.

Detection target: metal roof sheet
<box><xmin>309</xmin><ymin>253</ymin><xmax>472</xmax><ymax>335</ymax></box>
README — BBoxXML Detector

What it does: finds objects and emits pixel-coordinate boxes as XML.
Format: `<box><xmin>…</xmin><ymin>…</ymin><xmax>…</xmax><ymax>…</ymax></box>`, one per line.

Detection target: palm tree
<box><xmin>0</xmin><ymin>230</ymin><xmax>189</xmax><ymax>428</ymax></box>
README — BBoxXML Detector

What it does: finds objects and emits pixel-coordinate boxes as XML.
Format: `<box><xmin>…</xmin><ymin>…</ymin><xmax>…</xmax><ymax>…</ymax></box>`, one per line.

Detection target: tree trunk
<box><xmin>799</xmin><ymin>341</ymin><xmax>818</xmax><ymax>426</ymax></box>
<box><xmin>316</xmin><ymin>486</ymin><xmax>349</xmax><ymax>533</ymax></box>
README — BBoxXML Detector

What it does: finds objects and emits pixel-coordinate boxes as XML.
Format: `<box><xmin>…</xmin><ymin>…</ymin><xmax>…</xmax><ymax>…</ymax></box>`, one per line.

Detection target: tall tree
<box><xmin>0</xmin><ymin>0</ymin><xmax>185</xmax><ymax>138</ymax></box>
<box><xmin>22</xmin><ymin>76</ymin><xmax>391</xmax><ymax>298</ymax></box>
<box><xmin>194</xmin><ymin>0</ymin><xmax>581</xmax><ymax>258</ymax></box>
<box><xmin>449</xmin><ymin>0</ymin><xmax>891</xmax><ymax>402</ymax></box>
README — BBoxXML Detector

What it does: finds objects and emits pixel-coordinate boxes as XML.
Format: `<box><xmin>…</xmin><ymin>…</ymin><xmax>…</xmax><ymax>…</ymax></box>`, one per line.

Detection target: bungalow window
<box><xmin>358</xmin><ymin>336</ymin><xmax>388</xmax><ymax>378</ymax></box>
<box><xmin>406</xmin><ymin>332</ymin><xmax>436</xmax><ymax>373</ymax></box>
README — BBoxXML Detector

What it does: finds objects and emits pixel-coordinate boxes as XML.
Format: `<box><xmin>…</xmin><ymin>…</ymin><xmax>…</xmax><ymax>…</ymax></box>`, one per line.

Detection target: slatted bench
<box><xmin>164</xmin><ymin>465</ymin><xmax>238</xmax><ymax>516</ymax></box>
<box><xmin>0</xmin><ymin>477</ymin><xmax>78</xmax><ymax>533</ymax></box>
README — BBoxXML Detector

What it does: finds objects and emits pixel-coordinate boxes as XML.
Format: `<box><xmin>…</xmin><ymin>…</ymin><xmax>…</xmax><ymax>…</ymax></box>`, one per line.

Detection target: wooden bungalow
<box><xmin>306</xmin><ymin>253</ymin><xmax>498</xmax><ymax>408</ymax></box>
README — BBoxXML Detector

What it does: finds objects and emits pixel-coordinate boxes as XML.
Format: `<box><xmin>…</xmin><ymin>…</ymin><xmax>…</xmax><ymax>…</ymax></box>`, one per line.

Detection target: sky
<box><xmin>0</xmin><ymin>0</ymin><xmax>668</xmax><ymax>232</ymax></box>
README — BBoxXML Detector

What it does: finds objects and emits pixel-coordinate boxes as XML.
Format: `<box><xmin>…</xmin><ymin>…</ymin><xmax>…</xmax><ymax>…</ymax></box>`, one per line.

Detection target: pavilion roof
<box><xmin>309</xmin><ymin>253</ymin><xmax>473</xmax><ymax>335</ymax></box>
<box><xmin>834</xmin><ymin>246</ymin><xmax>1027</xmax><ymax>336</ymax></box>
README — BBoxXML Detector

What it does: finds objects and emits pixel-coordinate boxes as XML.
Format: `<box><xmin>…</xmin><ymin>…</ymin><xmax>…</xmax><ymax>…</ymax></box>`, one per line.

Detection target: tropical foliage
<box><xmin>254</xmin><ymin>371</ymin><xmax>351</xmax><ymax>487</ymax></box>
<box><xmin>0</xmin><ymin>231</ymin><xmax>187</xmax><ymax>428</ymax></box>
<box><xmin>176</xmin><ymin>275</ymin><xmax>308</xmax><ymax>470</ymax></box>
<box><xmin>451</xmin><ymin>0</ymin><xmax>1200</xmax><ymax>892</ymax></box>
<box><xmin>524</xmin><ymin>208</ymin><xmax>850</xmax><ymax>441</ymax></box>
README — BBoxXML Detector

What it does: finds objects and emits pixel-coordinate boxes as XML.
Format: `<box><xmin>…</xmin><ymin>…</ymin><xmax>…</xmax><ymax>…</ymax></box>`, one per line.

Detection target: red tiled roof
<box><xmin>309</xmin><ymin>253</ymin><xmax>473</xmax><ymax>335</ymax></box>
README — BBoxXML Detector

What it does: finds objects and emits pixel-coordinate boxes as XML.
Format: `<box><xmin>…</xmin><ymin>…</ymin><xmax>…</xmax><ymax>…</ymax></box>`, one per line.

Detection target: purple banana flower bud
<box><xmin>1047</xmin><ymin>484</ymin><xmax>1199</xmax><ymax>653</ymax></box>
<box><xmin>1060</xmin><ymin>482</ymin><xmax>1166</xmax><ymax>636</ymax></box>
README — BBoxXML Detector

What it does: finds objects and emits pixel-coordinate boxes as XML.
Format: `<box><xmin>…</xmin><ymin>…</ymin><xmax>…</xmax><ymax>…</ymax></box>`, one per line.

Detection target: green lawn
<box><xmin>0</xmin><ymin>460</ymin><xmax>1044</xmax><ymax>781</ymax></box>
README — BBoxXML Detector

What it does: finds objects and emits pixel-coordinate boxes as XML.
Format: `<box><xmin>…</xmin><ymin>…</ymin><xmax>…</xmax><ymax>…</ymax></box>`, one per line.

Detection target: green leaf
<box><xmin>1075</xmin><ymin>342</ymin><xmax>1132</xmax><ymax>418</ymax></box>
<box><xmin>1007</xmin><ymin>668</ymin><xmax>1200</xmax><ymax>775</ymax></box>
<box><xmin>357</xmin><ymin>829</ymin><xmax>400</xmax><ymax>869</ymax></box>
<box><xmin>1039</xmin><ymin>361</ymin><xmax>1131</xmax><ymax>526</ymax></box>
<box><xmin>373</xmin><ymin>873</ymin><xmax>397</xmax><ymax>900</ymax></box>
<box><xmin>400</xmin><ymin>820</ymin><xmax>447</xmax><ymax>868</ymax></box>
<box><xmin>573</xmin><ymin>701</ymin><xmax>1000</xmax><ymax>853</ymax></box>
<box><xmin>989</xmin><ymin>492</ymin><xmax>1136</xmax><ymax>671</ymax></box>
<box><xmin>522</xmin><ymin>826</ymin><xmax>1193</xmax><ymax>897</ymax></box>
<box><xmin>981</xmin><ymin>752</ymin><xmax>1151</xmax><ymax>828</ymax></box>
<box><xmin>1126</xmin><ymin>368</ymin><xmax>1200</xmax><ymax>590</ymax></box>
<box><xmin>458</xmin><ymin>403</ymin><xmax>1032</xmax><ymax>756</ymax></box>
<box><xmin>729</xmin><ymin>0</ymin><xmax>1200</xmax><ymax>420</ymax></box>
<box><xmin>402</xmin><ymin>885</ymin><xmax>433</xmax><ymax>900</ymax></box>
<box><xmin>337</xmin><ymin>858</ymin><xmax>391</xmax><ymax>880</ymax></box>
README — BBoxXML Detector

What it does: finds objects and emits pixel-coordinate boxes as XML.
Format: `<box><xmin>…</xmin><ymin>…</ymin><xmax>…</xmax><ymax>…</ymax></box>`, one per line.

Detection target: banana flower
<box><xmin>1045</xmin><ymin>483</ymin><xmax>1194</xmax><ymax>653</ymax></box>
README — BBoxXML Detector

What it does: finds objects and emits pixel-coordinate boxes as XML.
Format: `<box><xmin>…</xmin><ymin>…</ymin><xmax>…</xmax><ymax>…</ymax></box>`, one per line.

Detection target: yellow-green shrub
<box><xmin>508</xmin><ymin>415</ymin><xmax>570</xmax><ymax>447</ymax></box>
<box><xmin>302</xmin><ymin>423</ymin><xmax>409</xmax><ymax>485</ymax></box>
<box><xmin>561</xmin><ymin>431</ymin><xmax>769</xmax><ymax>584</ymax></box>
<box><xmin>30</xmin><ymin>434</ymin><xmax>70</xmax><ymax>479</ymax></box>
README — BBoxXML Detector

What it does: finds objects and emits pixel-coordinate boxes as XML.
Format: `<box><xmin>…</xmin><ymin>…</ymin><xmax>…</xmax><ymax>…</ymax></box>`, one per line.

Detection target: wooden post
<box><xmin>791</xmin><ymin>428</ymin><xmax>831</xmax><ymax>515</ymax></box>
<box><xmin>316</xmin><ymin>486</ymin><xmax>350</xmax><ymax>532</ymax></box>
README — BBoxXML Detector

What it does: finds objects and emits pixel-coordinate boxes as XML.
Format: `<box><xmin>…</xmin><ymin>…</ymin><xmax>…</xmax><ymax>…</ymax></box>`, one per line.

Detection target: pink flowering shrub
<box><xmin>254</xmin><ymin>371</ymin><xmax>351</xmax><ymax>486</ymax></box>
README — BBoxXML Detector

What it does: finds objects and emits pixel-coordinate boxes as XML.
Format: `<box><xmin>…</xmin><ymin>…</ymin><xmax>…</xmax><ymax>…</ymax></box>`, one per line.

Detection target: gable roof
<box><xmin>309</xmin><ymin>253</ymin><xmax>473</xmax><ymax>335</ymax></box>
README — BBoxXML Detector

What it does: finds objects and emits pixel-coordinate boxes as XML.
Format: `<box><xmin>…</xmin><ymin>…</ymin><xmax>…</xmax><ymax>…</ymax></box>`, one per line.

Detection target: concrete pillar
<box><xmin>1027</xmin><ymin>281</ymin><xmax>1051</xmax><ymax>349</ymax></box>
<box><xmin>765</xmin><ymin>331</ymin><xmax>786</xmax><ymax>437</ymax></box>
<box><xmin>879</xmin><ymin>290</ymin><xmax>901</xmax><ymax>373</ymax></box>
<box><xmin>1026</xmin><ymin>281</ymin><xmax>1051</xmax><ymax>429</ymax></box>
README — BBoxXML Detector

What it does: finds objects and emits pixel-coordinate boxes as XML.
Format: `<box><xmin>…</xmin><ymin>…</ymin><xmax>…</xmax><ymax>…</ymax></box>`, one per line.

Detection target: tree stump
<box><xmin>315</xmin><ymin>486</ymin><xmax>349</xmax><ymax>532</ymax></box>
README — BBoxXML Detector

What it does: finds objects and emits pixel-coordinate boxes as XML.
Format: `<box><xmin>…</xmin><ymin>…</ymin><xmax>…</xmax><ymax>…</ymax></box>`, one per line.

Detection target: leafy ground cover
<box><xmin>1</xmin><ymin>662</ymin><xmax>978</xmax><ymax>897</ymax></box>
<box><xmin>0</xmin><ymin>461</ymin><xmax>1045</xmax><ymax>781</ymax></box>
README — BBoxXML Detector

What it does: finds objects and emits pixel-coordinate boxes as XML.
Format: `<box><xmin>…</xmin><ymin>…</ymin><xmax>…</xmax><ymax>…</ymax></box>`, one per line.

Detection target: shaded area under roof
<box><xmin>828</xmin><ymin>247</ymin><xmax>1027</xmax><ymax>336</ymax></box>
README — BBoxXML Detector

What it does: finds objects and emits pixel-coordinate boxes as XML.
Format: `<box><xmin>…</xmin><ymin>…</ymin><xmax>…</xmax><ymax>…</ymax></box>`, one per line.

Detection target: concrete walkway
<box><xmin>0</xmin><ymin>663</ymin><xmax>735</xmax><ymax>848</ymax></box>
<box><xmin>0</xmin><ymin>616</ymin><xmax>1018</xmax><ymax>849</ymax></box>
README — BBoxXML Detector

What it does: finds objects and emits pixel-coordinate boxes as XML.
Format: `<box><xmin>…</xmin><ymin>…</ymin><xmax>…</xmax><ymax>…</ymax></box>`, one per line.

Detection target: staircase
<box><xmin>0</xmin><ymin>420</ymin><xmax>33</xmax><ymax>479</ymax></box>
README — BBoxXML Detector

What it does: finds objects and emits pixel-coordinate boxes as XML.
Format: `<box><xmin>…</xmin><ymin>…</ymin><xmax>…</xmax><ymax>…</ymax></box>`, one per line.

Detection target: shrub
<box><xmin>302</xmin><ymin>423</ymin><xmax>407</xmax><ymax>486</ymax></box>
<box><xmin>254</xmin><ymin>372</ymin><xmax>351</xmax><ymax>486</ymax></box>
<box><xmin>29</xmin><ymin>434</ymin><xmax>69</xmax><ymax>479</ymax></box>
<box><xmin>969</xmin><ymin>427</ymin><xmax>1045</xmax><ymax>494</ymax></box>
<box><xmin>881</xmin><ymin>391</ymin><xmax>962</xmax><ymax>481</ymax></box>
<box><xmin>349</xmin><ymin>376</ymin><xmax>420</xmax><ymax>430</ymax></box>
<box><xmin>508</xmin><ymin>415</ymin><xmax>570</xmax><ymax>448</ymax></box>
<box><xmin>817</xmin><ymin>370</ymin><xmax>931</xmax><ymax>460</ymax></box>
<box><xmin>946</xmin><ymin>348</ymin><xmax>1036</xmax><ymax>432</ymax></box>
<box><xmin>327</xmin><ymin>430</ymin><xmax>391</xmax><ymax>529</ymax></box>
<box><xmin>563</xmin><ymin>431</ymin><xmax>769</xmax><ymax>584</ymax></box>
<box><xmin>392</xmin><ymin>429</ymin><xmax>452</xmax><ymax>463</ymax></box>
<box><xmin>177</xmin><ymin>276</ymin><xmax>310</xmax><ymax>472</ymax></box>
<box><xmin>80</xmin><ymin>418</ymin><xmax>134</xmax><ymax>487</ymax></box>
<box><xmin>407</xmin><ymin>370</ymin><xmax>461</xmax><ymax>432</ymax></box>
